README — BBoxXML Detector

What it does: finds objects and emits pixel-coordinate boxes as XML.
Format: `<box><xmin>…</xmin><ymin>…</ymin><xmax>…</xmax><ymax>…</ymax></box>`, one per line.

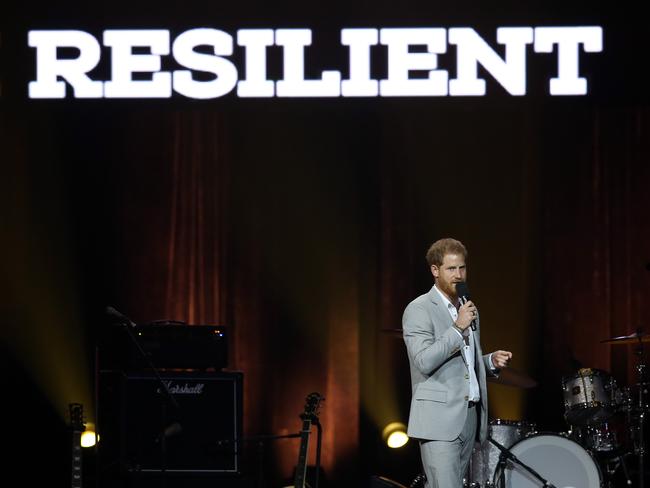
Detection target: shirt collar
<box><xmin>433</xmin><ymin>284</ymin><xmax>457</xmax><ymax>311</ymax></box>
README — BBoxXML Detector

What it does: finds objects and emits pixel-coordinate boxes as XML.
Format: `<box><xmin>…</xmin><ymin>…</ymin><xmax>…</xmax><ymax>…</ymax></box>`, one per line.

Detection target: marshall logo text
<box><xmin>158</xmin><ymin>381</ymin><xmax>205</xmax><ymax>395</ymax></box>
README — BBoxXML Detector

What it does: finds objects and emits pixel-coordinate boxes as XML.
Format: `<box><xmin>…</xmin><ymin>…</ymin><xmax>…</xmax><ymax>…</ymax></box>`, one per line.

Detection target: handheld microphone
<box><xmin>455</xmin><ymin>282</ymin><xmax>476</xmax><ymax>331</ymax></box>
<box><xmin>105</xmin><ymin>306</ymin><xmax>136</xmax><ymax>328</ymax></box>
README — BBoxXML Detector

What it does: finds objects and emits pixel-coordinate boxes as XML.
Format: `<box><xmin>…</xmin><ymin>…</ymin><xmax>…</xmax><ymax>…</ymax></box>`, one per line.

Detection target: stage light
<box><xmin>382</xmin><ymin>422</ymin><xmax>409</xmax><ymax>448</ymax></box>
<box><xmin>80</xmin><ymin>423</ymin><xmax>97</xmax><ymax>448</ymax></box>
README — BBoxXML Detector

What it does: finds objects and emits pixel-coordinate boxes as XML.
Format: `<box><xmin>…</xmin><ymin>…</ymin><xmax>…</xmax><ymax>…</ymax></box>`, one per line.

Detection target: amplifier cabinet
<box><xmin>99</xmin><ymin>370</ymin><xmax>242</xmax><ymax>475</ymax></box>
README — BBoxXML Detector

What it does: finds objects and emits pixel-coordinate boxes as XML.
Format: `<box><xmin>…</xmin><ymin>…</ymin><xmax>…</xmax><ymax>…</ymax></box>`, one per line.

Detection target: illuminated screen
<box><xmin>26</xmin><ymin>26</ymin><xmax>603</xmax><ymax>99</ymax></box>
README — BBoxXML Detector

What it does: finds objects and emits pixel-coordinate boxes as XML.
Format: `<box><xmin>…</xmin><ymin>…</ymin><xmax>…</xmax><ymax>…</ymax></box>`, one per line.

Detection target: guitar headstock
<box><xmin>69</xmin><ymin>403</ymin><xmax>85</xmax><ymax>433</ymax></box>
<box><xmin>300</xmin><ymin>392</ymin><xmax>324</xmax><ymax>422</ymax></box>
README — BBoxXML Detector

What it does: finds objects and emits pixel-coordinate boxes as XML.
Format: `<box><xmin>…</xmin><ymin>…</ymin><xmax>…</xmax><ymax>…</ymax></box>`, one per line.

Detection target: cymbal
<box><xmin>601</xmin><ymin>330</ymin><xmax>650</xmax><ymax>345</ymax></box>
<box><xmin>488</xmin><ymin>368</ymin><xmax>538</xmax><ymax>389</ymax></box>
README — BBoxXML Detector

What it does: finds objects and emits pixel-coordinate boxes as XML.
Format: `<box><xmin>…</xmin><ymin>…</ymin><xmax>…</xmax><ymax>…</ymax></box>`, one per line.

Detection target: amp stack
<box><xmin>97</xmin><ymin>322</ymin><xmax>242</xmax><ymax>488</ymax></box>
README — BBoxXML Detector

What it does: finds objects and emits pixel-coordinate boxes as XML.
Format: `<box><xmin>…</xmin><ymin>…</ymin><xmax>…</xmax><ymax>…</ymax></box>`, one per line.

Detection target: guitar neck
<box><xmin>71</xmin><ymin>431</ymin><xmax>82</xmax><ymax>488</ymax></box>
<box><xmin>292</xmin><ymin>418</ymin><xmax>313</xmax><ymax>488</ymax></box>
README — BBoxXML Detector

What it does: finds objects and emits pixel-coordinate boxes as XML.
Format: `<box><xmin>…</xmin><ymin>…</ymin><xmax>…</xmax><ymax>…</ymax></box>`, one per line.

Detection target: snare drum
<box><xmin>493</xmin><ymin>433</ymin><xmax>602</xmax><ymax>488</ymax></box>
<box><xmin>562</xmin><ymin>368</ymin><xmax>617</xmax><ymax>425</ymax></box>
<box><xmin>570</xmin><ymin>412</ymin><xmax>630</xmax><ymax>456</ymax></box>
<box><xmin>469</xmin><ymin>419</ymin><xmax>536</xmax><ymax>487</ymax></box>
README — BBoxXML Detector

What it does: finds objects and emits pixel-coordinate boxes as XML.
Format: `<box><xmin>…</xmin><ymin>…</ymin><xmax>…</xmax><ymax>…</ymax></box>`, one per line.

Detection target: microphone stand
<box><xmin>489</xmin><ymin>437</ymin><xmax>556</xmax><ymax>488</ymax></box>
<box><xmin>108</xmin><ymin>310</ymin><xmax>180</xmax><ymax>488</ymax></box>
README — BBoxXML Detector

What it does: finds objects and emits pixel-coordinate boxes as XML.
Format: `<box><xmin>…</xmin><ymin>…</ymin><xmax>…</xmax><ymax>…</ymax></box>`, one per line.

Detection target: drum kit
<box><xmin>466</xmin><ymin>329</ymin><xmax>650</xmax><ymax>488</ymax></box>
<box><xmin>382</xmin><ymin>326</ymin><xmax>650</xmax><ymax>486</ymax></box>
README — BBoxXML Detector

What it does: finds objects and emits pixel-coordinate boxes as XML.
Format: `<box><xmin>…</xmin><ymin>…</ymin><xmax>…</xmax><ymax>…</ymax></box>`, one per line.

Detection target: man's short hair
<box><xmin>425</xmin><ymin>238</ymin><xmax>468</xmax><ymax>267</ymax></box>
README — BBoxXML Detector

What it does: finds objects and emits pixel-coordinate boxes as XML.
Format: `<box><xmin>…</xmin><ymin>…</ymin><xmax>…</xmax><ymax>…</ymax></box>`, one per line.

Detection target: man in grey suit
<box><xmin>403</xmin><ymin>238</ymin><xmax>512</xmax><ymax>487</ymax></box>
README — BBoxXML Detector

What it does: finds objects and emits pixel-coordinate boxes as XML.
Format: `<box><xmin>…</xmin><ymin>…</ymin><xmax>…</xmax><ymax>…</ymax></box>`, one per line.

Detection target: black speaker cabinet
<box><xmin>99</xmin><ymin>370</ymin><xmax>242</xmax><ymax>475</ymax></box>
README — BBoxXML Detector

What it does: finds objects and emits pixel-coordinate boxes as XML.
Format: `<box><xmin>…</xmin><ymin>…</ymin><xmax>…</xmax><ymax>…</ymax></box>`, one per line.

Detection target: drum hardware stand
<box><xmin>488</xmin><ymin>437</ymin><xmax>556</xmax><ymax>488</ymax></box>
<box><xmin>602</xmin><ymin>452</ymin><xmax>633</xmax><ymax>487</ymax></box>
<box><xmin>409</xmin><ymin>473</ymin><xmax>426</xmax><ymax>488</ymax></box>
<box><xmin>633</xmin><ymin>336</ymin><xmax>647</xmax><ymax>488</ymax></box>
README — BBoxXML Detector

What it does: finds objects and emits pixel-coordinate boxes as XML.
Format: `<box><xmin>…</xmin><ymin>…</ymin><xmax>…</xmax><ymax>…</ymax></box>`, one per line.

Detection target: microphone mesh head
<box><xmin>455</xmin><ymin>282</ymin><xmax>470</xmax><ymax>300</ymax></box>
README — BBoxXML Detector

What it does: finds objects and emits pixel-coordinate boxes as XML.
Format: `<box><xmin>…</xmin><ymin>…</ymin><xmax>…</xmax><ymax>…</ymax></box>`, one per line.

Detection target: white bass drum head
<box><xmin>502</xmin><ymin>433</ymin><xmax>601</xmax><ymax>488</ymax></box>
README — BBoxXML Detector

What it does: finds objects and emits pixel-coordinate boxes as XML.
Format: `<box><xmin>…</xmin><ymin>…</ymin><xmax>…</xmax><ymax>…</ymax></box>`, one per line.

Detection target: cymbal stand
<box><xmin>633</xmin><ymin>335</ymin><xmax>647</xmax><ymax>488</ymax></box>
<box><xmin>602</xmin><ymin>451</ymin><xmax>632</xmax><ymax>487</ymax></box>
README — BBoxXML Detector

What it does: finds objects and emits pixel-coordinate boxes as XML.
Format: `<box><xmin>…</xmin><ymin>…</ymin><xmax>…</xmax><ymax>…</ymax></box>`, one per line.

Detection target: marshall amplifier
<box><xmin>133</xmin><ymin>325</ymin><xmax>228</xmax><ymax>370</ymax></box>
<box><xmin>100</xmin><ymin>324</ymin><xmax>228</xmax><ymax>372</ymax></box>
<box><xmin>105</xmin><ymin>371</ymin><xmax>242</xmax><ymax>475</ymax></box>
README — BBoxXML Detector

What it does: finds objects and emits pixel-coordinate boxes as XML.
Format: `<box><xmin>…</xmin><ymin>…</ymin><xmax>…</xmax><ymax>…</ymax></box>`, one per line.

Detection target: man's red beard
<box><xmin>438</xmin><ymin>280</ymin><xmax>459</xmax><ymax>301</ymax></box>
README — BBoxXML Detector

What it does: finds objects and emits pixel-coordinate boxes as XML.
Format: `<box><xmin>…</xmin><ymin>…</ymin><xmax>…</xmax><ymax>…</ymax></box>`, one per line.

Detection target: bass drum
<box><xmin>494</xmin><ymin>433</ymin><xmax>602</xmax><ymax>488</ymax></box>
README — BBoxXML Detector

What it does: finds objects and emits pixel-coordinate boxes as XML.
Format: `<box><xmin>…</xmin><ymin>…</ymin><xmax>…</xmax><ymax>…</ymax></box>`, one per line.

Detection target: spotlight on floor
<box><xmin>382</xmin><ymin>422</ymin><xmax>409</xmax><ymax>448</ymax></box>
<box><xmin>80</xmin><ymin>423</ymin><xmax>97</xmax><ymax>448</ymax></box>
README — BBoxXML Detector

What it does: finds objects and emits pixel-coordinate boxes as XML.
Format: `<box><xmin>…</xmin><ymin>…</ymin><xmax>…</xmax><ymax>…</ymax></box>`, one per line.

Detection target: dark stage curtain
<box><xmin>538</xmin><ymin>106</ymin><xmax>650</xmax><ymax>428</ymax></box>
<box><xmin>163</xmin><ymin>112</ymin><xmax>228</xmax><ymax>325</ymax></box>
<box><xmin>112</xmin><ymin>110</ymin><xmax>227</xmax><ymax>326</ymax></box>
<box><xmin>112</xmin><ymin>108</ymin><xmax>360</xmax><ymax>485</ymax></box>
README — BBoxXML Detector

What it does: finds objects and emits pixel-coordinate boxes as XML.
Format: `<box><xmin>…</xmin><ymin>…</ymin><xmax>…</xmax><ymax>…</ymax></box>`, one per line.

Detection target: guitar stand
<box><xmin>314</xmin><ymin>419</ymin><xmax>322</xmax><ymax>488</ymax></box>
<box><xmin>489</xmin><ymin>437</ymin><xmax>556</xmax><ymax>488</ymax></box>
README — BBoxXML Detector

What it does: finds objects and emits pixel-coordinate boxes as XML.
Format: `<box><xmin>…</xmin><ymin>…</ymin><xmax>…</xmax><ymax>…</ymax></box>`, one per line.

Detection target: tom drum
<box><xmin>562</xmin><ymin>368</ymin><xmax>617</xmax><ymax>425</ymax></box>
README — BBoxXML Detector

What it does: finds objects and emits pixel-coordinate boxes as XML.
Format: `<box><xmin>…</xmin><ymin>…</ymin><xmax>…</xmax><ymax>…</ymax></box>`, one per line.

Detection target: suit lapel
<box><xmin>427</xmin><ymin>287</ymin><xmax>469</xmax><ymax>369</ymax></box>
<box><xmin>427</xmin><ymin>287</ymin><xmax>456</xmax><ymax>330</ymax></box>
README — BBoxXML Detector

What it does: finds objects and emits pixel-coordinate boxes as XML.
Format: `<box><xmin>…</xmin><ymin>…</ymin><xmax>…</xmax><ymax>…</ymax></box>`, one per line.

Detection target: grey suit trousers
<box><xmin>419</xmin><ymin>403</ymin><xmax>478</xmax><ymax>488</ymax></box>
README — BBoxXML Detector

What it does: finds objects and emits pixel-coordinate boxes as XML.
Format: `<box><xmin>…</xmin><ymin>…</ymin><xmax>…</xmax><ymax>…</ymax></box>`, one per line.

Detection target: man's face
<box><xmin>431</xmin><ymin>253</ymin><xmax>467</xmax><ymax>300</ymax></box>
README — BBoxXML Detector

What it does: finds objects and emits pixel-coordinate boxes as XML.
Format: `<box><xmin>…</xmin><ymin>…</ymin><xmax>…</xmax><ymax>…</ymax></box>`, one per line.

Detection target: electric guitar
<box><xmin>291</xmin><ymin>392</ymin><xmax>324</xmax><ymax>488</ymax></box>
<box><xmin>69</xmin><ymin>403</ymin><xmax>84</xmax><ymax>488</ymax></box>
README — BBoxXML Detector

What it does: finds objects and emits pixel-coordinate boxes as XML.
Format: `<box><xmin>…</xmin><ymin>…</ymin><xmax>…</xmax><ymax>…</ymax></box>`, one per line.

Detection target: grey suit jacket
<box><xmin>403</xmin><ymin>286</ymin><xmax>495</xmax><ymax>443</ymax></box>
